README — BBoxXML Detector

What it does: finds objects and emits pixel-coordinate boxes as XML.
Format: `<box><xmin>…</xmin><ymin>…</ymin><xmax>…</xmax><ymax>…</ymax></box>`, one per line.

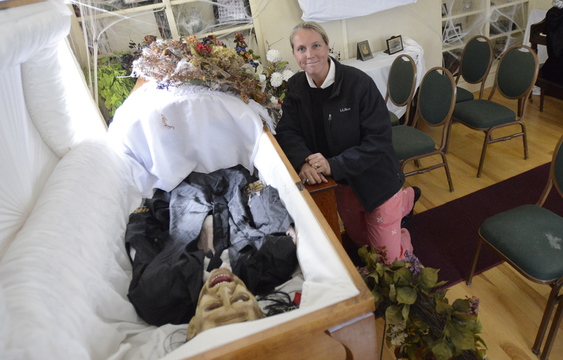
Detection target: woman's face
<box><xmin>292</xmin><ymin>29</ymin><xmax>330</xmax><ymax>84</ymax></box>
<box><xmin>187</xmin><ymin>268</ymin><xmax>264</xmax><ymax>339</ymax></box>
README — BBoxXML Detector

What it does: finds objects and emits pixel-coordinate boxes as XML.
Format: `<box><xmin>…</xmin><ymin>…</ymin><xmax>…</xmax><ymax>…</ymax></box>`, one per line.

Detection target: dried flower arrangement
<box><xmin>132</xmin><ymin>34</ymin><xmax>263</xmax><ymax>104</ymax></box>
<box><xmin>358</xmin><ymin>246</ymin><xmax>487</xmax><ymax>360</ymax></box>
<box><xmin>130</xmin><ymin>33</ymin><xmax>293</xmax><ymax>124</ymax></box>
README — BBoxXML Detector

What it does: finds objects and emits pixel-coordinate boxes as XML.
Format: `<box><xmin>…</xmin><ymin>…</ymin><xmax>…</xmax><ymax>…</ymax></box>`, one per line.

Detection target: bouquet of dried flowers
<box><xmin>234</xmin><ymin>32</ymin><xmax>260</xmax><ymax>69</ymax></box>
<box><xmin>132</xmin><ymin>35</ymin><xmax>263</xmax><ymax>104</ymax></box>
<box><xmin>130</xmin><ymin>33</ymin><xmax>294</xmax><ymax>124</ymax></box>
<box><xmin>358</xmin><ymin>246</ymin><xmax>487</xmax><ymax>360</ymax></box>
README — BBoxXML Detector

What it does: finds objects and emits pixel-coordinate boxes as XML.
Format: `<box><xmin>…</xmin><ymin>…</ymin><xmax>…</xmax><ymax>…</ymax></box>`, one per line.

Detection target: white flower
<box><xmin>175</xmin><ymin>59</ymin><xmax>191</xmax><ymax>71</ymax></box>
<box><xmin>388</xmin><ymin>322</ymin><xmax>408</xmax><ymax>347</ymax></box>
<box><xmin>266</xmin><ymin>49</ymin><xmax>282</xmax><ymax>63</ymax></box>
<box><xmin>282</xmin><ymin>69</ymin><xmax>294</xmax><ymax>81</ymax></box>
<box><xmin>270</xmin><ymin>96</ymin><xmax>278</xmax><ymax>104</ymax></box>
<box><xmin>258</xmin><ymin>73</ymin><xmax>267</xmax><ymax>92</ymax></box>
<box><xmin>270</xmin><ymin>72</ymin><xmax>283</xmax><ymax>87</ymax></box>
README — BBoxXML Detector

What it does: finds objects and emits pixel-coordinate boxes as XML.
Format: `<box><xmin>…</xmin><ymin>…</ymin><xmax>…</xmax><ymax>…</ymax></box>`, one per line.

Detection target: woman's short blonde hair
<box><xmin>289</xmin><ymin>22</ymin><xmax>330</xmax><ymax>50</ymax></box>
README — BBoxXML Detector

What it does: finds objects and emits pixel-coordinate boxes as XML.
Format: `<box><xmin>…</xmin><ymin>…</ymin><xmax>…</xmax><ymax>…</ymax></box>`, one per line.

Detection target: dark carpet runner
<box><xmin>407</xmin><ymin>162</ymin><xmax>563</xmax><ymax>287</ymax></box>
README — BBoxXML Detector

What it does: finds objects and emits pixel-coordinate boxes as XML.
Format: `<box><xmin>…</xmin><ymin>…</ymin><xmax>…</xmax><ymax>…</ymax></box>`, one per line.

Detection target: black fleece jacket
<box><xmin>275</xmin><ymin>58</ymin><xmax>404</xmax><ymax>212</ymax></box>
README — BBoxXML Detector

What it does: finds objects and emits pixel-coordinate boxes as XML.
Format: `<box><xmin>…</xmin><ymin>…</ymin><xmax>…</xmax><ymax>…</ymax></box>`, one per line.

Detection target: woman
<box><xmin>542</xmin><ymin>0</ymin><xmax>563</xmax><ymax>85</ymax></box>
<box><xmin>275</xmin><ymin>22</ymin><xmax>419</xmax><ymax>263</ymax></box>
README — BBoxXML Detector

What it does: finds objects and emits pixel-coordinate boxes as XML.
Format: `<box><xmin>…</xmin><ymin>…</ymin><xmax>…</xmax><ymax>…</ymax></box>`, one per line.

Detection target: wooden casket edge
<box><xmin>178</xmin><ymin>127</ymin><xmax>377</xmax><ymax>360</ymax></box>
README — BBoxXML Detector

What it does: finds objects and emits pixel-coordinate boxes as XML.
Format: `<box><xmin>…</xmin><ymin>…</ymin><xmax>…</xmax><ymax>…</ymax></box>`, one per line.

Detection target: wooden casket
<box><xmin>0</xmin><ymin>1</ymin><xmax>376</xmax><ymax>359</ymax></box>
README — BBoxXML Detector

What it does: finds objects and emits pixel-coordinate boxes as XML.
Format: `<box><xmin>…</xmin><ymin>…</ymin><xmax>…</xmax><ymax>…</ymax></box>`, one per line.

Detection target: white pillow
<box><xmin>0</xmin><ymin>140</ymin><xmax>143</xmax><ymax>359</ymax></box>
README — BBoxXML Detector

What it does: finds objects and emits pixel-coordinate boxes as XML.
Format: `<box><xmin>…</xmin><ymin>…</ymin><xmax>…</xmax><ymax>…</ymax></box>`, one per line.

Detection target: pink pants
<box><xmin>335</xmin><ymin>185</ymin><xmax>414</xmax><ymax>262</ymax></box>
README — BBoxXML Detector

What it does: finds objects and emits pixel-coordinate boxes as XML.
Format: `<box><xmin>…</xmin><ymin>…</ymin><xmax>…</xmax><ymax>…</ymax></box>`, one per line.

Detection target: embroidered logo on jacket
<box><xmin>340</xmin><ymin>107</ymin><xmax>351</xmax><ymax>112</ymax></box>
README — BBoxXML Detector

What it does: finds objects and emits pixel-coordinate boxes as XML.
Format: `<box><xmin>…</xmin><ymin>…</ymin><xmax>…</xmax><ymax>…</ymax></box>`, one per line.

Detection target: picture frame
<box><xmin>356</xmin><ymin>40</ymin><xmax>373</xmax><ymax>61</ymax></box>
<box><xmin>441</xmin><ymin>3</ymin><xmax>448</xmax><ymax>17</ymax></box>
<box><xmin>443</xmin><ymin>24</ymin><xmax>462</xmax><ymax>44</ymax></box>
<box><xmin>385</xmin><ymin>35</ymin><xmax>404</xmax><ymax>55</ymax></box>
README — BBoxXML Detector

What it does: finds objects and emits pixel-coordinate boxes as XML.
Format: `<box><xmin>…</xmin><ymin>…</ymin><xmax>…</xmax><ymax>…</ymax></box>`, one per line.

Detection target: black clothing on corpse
<box><xmin>125</xmin><ymin>165</ymin><xmax>297</xmax><ymax>326</ymax></box>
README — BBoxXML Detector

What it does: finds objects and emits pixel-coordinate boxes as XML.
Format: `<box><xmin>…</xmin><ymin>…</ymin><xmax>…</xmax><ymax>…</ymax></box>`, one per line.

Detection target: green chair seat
<box><xmin>480</xmin><ymin>204</ymin><xmax>563</xmax><ymax>281</ymax></box>
<box><xmin>392</xmin><ymin>125</ymin><xmax>435</xmax><ymax>160</ymax></box>
<box><xmin>468</xmin><ymin>133</ymin><xmax>563</xmax><ymax>360</ymax></box>
<box><xmin>451</xmin><ymin>45</ymin><xmax>538</xmax><ymax>177</ymax></box>
<box><xmin>453</xmin><ymin>99</ymin><xmax>516</xmax><ymax>129</ymax></box>
<box><xmin>391</xmin><ymin>67</ymin><xmax>456</xmax><ymax>192</ymax></box>
<box><xmin>456</xmin><ymin>86</ymin><xmax>474</xmax><ymax>103</ymax></box>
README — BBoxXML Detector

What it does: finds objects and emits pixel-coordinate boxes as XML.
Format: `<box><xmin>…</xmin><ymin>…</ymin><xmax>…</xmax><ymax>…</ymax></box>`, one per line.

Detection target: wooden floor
<box><xmin>374</xmin><ymin>90</ymin><xmax>563</xmax><ymax>360</ymax></box>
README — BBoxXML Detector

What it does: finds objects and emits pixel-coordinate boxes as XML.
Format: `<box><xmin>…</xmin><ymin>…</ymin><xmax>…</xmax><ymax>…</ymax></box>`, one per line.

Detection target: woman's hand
<box><xmin>299</xmin><ymin>153</ymin><xmax>331</xmax><ymax>185</ymax></box>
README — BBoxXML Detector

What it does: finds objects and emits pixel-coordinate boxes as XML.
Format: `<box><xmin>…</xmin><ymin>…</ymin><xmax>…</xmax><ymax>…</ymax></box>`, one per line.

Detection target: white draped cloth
<box><xmin>298</xmin><ymin>0</ymin><xmax>417</xmax><ymax>22</ymax></box>
<box><xmin>108</xmin><ymin>83</ymin><xmax>274</xmax><ymax>197</ymax></box>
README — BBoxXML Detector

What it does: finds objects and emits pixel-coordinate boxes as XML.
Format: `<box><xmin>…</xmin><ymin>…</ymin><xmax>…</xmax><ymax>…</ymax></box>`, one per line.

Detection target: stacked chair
<box><xmin>392</xmin><ymin>67</ymin><xmax>456</xmax><ymax>192</ymax></box>
<box><xmin>452</xmin><ymin>44</ymin><xmax>539</xmax><ymax>177</ymax></box>
<box><xmin>385</xmin><ymin>54</ymin><xmax>417</xmax><ymax>126</ymax></box>
<box><xmin>453</xmin><ymin>35</ymin><xmax>494</xmax><ymax>103</ymax></box>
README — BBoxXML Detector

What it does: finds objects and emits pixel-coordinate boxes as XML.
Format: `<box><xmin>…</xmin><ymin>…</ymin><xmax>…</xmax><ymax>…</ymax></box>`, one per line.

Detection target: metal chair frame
<box><xmin>453</xmin><ymin>44</ymin><xmax>539</xmax><ymax>178</ymax></box>
<box><xmin>394</xmin><ymin>67</ymin><xmax>456</xmax><ymax>192</ymax></box>
<box><xmin>467</xmin><ymin>134</ymin><xmax>563</xmax><ymax>360</ymax></box>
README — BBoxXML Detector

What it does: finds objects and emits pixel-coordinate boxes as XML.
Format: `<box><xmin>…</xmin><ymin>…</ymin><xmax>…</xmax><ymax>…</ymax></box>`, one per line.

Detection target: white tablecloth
<box><xmin>341</xmin><ymin>37</ymin><xmax>426</xmax><ymax>119</ymax></box>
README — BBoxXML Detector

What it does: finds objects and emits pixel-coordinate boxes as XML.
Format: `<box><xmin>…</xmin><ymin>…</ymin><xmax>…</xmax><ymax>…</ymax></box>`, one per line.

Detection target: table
<box><xmin>341</xmin><ymin>37</ymin><xmax>426</xmax><ymax>120</ymax></box>
<box><xmin>304</xmin><ymin>178</ymin><xmax>341</xmax><ymax>242</ymax></box>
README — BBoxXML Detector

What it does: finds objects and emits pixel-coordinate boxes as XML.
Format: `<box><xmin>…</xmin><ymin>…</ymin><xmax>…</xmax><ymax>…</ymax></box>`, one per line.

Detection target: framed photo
<box><xmin>356</xmin><ymin>40</ymin><xmax>373</xmax><ymax>61</ymax></box>
<box><xmin>443</xmin><ymin>25</ymin><xmax>462</xmax><ymax>44</ymax></box>
<box><xmin>441</xmin><ymin>3</ymin><xmax>448</xmax><ymax>17</ymax></box>
<box><xmin>385</xmin><ymin>35</ymin><xmax>404</xmax><ymax>55</ymax></box>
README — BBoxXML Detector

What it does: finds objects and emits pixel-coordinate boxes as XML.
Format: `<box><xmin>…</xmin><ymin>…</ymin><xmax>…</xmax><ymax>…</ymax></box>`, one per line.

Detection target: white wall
<box><xmin>252</xmin><ymin>0</ymin><xmax>443</xmax><ymax>72</ymax></box>
<box><xmin>530</xmin><ymin>0</ymin><xmax>553</xmax><ymax>10</ymax></box>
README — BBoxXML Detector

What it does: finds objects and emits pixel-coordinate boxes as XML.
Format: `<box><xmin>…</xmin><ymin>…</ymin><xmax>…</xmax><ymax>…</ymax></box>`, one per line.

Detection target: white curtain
<box><xmin>298</xmin><ymin>0</ymin><xmax>417</xmax><ymax>22</ymax></box>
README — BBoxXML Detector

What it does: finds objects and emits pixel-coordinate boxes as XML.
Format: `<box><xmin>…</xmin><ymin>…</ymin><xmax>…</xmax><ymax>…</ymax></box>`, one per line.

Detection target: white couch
<box><xmin>0</xmin><ymin>1</ymin><xmax>375</xmax><ymax>359</ymax></box>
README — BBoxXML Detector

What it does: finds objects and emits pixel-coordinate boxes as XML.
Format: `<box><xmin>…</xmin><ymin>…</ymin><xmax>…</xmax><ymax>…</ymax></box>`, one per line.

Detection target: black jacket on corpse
<box><xmin>125</xmin><ymin>165</ymin><xmax>297</xmax><ymax>326</ymax></box>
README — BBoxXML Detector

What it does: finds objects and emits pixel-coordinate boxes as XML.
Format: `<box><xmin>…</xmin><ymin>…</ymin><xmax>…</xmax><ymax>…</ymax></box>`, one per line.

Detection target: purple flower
<box><xmin>468</xmin><ymin>296</ymin><xmax>480</xmax><ymax>315</ymax></box>
<box><xmin>404</xmin><ymin>251</ymin><xmax>422</xmax><ymax>275</ymax></box>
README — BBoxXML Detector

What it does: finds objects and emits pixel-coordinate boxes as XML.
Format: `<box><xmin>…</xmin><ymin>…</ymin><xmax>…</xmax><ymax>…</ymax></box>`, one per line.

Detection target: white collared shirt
<box><xmin>305</xmin><ymin>57</ymin><xmax>336</xmax><ymax>89</ymax></box>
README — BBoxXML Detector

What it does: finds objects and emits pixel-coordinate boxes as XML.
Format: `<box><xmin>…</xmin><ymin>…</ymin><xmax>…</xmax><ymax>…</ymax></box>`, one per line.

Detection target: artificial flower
<box><xmin>270</xmin><ymin>72</ymin><xmax>283</xmax><ymax>87</ymax></box>
<box><xmin>282</xmin><ymin>69</ymin><xmax>294</xmax><ymax>81</ymax></box>
<box><xmin>266</xmin><ymin>49</ymin><xmax>282</xmax><ymax>63</ymax></box>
